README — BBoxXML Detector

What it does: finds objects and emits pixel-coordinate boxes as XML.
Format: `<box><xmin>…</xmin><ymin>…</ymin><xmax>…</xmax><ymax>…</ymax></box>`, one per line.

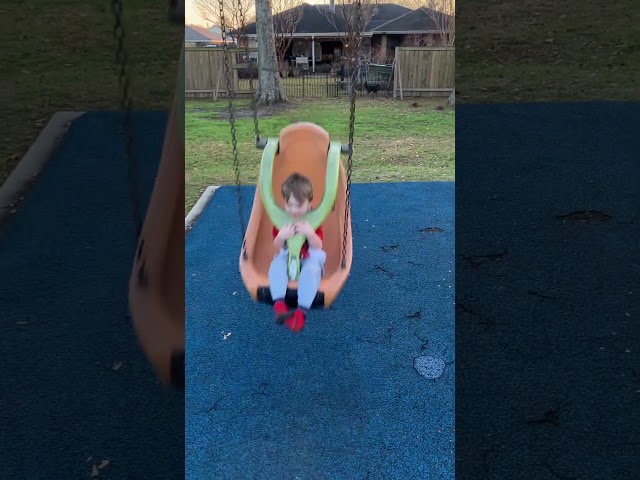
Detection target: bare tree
<box><xmin>197</xmin><ymin>0</ymin><xmax>286</xmax><ymax>104</ymax></box>
<box><xmin>423</xmin><ymin>0</ymin><xmax>455</xmax><ymax>46</ymax></box>
<box><xmin>388</xmin><ymin>0</ymin><xmax>424</xmax><ymax>8</ymax></box>
<box><xmin>371</xmin><ymin>44</ymin><xmax>394</xmax><ymax>64</ymax></box>
<box><xmin>272</xmin><ymin>0</ymin><xmax>304</xmax><ymax>75</ymax></box>
<box><xmin>255</xmin><ymin>0</ymin><xmax>288</xmax><ymax>104</ymax></box>
<box><xmin>193</xmin><ymin>0</ymin><xmax>254</xmax><ymax>46</ymax></box>
<box><xmin>402</xmin><ymin>33</ymin><xmax>434</xmax><ymax>47</ymax></box>
<box><xmin>317</xmin><ymin>0</ymin><xmax>380</xmax><ymax>82</ymax></box>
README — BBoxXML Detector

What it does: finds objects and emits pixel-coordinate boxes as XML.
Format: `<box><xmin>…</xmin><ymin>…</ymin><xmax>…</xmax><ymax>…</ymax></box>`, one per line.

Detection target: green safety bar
<box><xmin>259</xmin><ymin>137</ymin><xmax>342</xmax><ymax>280</ymax></box>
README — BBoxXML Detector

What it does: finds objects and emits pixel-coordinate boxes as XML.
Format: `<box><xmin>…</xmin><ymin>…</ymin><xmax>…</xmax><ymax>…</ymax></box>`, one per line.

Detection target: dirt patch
<box><xmin>392</xmin><ymin>156</ymin><xmax>425</xmax><ymax>166</ymax></box>
<box><xmin>381</xmin><ymin>137</ymin><xmax>448</xmax><ymax>151</ymax></box>
<box><xmin>202</xmin><ymin>102</ymin><xmax>293</xmax><ymax>121</ymax></box>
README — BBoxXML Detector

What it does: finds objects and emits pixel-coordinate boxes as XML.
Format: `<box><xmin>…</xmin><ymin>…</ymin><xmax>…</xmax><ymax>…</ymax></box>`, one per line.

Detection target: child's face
<box><xmin>284</xmin><ymin>195</ymin><xmax>310</xmax><ymax>219</ymax></box>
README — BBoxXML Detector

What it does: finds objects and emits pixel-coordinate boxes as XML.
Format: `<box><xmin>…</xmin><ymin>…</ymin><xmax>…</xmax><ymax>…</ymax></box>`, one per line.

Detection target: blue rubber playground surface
<box><xmin>455</xmin><ymin>101</ymin><xmax>638</xmax><ymax>478</ymax></box>
<box><xmin>0</xmin><ymin>112</ymin><xmax>183</xmax><ymax>479</ymax></box>
<box><xmin>185</xmin><ymin>182</ymin><xmax>455</xmax><ymax>479</ymax></box>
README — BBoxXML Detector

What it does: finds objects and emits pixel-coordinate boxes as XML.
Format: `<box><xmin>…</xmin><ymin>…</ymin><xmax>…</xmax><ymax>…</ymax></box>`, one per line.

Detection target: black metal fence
<box><xmin>237</xmin><ymin>66</ymin><xmax>395</xmax><ymax>98</ymax></box>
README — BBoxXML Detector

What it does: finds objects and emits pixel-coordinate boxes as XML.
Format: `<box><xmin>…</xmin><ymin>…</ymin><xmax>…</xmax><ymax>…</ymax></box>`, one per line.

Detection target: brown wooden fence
<box><xmin>185</xmin><ymin>46</ymin><xmax>454</xmax><ymax>99</ymax></box>
<box><xmin>185</xmin><ymin>47</ymin><xmax>257</xmax><ymax>99</ymax></box>
<box><xmin>393</xmin><ymin>46</ymin><xmax>455</xmax><ymax>98</ymax></box>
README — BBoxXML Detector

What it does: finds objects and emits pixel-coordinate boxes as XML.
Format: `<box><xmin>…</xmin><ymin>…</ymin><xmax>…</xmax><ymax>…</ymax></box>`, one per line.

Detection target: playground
<box><xmin>184</xmin><ymin>92</ymin><xmax>455</xmax><ymax>478</ymax></box>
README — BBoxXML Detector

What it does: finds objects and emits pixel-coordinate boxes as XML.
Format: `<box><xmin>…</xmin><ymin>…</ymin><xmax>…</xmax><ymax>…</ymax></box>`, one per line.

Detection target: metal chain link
<box><xmin>111</xmin><ymin>0</ymin><xmax>142</xmax><ymax>240</ymax></box>
<box><xmin>341</xmin><ymin>0</ymin><xmax>361</xmax><ymax>268</ymax></box>
<box><xmin>235</xmin><ymin>0</ymin><xmax>261</xmax><ymax>143</ymax></box>
<box><xmin>219</xmin><ymin>0</ymin><xmax>247</xmax><ymax>256</ymax></box>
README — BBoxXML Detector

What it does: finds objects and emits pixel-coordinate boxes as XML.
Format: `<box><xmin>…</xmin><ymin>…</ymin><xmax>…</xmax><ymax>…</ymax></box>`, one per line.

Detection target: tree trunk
<box><xmin>255</xmin><ymin>0</ymin><xmax>287</xmax><ymax>105</ymax></box>
<box><xmin>278</xmin><ymin>54</ymin><xmax>287</xmax><ymax>78</ymax></box>
<box><xmin>447</xmin><ymin>89</ymin><xmax>455</xmax><ymax>106</ymax></box>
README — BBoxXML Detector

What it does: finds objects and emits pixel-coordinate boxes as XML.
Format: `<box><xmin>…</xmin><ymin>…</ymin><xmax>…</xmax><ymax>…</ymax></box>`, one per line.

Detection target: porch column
<box><xmin>311</xmin><ymin>35</ymin><xmax>315</xmax><ymax>73</ymax></box>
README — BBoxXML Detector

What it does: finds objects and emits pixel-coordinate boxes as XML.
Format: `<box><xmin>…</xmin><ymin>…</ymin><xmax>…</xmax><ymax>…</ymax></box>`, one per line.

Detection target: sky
<box><xmin>184</xmin><ymin>0</ymin><xmax>441</xmax><ymax>27</ymax></box>
<box><xmin>185</xmin><ymin>0</ymin><xmax>208</xmax><ymax>26</ymax></box>
<box><xmin>186</xmin><ymin>0</ymin><xmax>327</xmax><ymax>27</ymax></box>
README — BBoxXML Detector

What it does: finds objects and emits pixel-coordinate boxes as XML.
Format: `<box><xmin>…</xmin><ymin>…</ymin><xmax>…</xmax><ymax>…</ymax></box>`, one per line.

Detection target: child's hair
<box><xmin>282</xmin><ymin>173</ymin><xmax>313</xmax><ymax>203</ymax></box>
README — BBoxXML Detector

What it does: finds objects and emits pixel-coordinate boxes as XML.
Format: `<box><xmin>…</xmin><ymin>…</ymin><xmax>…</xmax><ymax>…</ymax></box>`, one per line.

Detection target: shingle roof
<box><xmin>185</xmin><ymin>25</ymin><xmax>213</xmax><ymax>43</ymax></box>
<box><xmin>242</xmin><ymin>3</ymin><xmax>413</xmax><ymax>35</ymax></box>
<box><xmin>372</xmin><ymin>7</ymin><xmax>450</xmax><ymax>32</ymax></box>
<box><xmin>188</xmin><ymin>24</ymin><xmax>224</xmax><ymax>42</ymax></box>
<box><xmin>366</xmin><ymin>3</ymin><xmax>414</xmax><ymax>30</ymax></box>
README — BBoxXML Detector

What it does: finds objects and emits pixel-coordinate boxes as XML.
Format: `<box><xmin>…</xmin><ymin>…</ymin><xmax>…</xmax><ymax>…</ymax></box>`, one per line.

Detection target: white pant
<box><xmin>268</xmin><ymin>248</ymin><xmax>326</xmax><ymax>309</ymax></box>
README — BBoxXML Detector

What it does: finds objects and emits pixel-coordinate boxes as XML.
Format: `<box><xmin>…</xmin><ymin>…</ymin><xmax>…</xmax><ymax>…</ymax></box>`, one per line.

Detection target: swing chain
<box><xmin>234</xmin><ymin>0</ymin><xmax>261</xmax><ymax>143</ymax></box>
<box><xmin>111</xmin><ymin>0</ymin><xmax>142</xmax><ymax>240</ymax></box>
<box><xmin>218</xmin><ymin>0</ymin><xmax>248</xmax><ymax>256</ymax></box>
<box><xmin>341</xmin><ymin>0</ymin><xmax>361</xmax><ymax>269</ymax></box>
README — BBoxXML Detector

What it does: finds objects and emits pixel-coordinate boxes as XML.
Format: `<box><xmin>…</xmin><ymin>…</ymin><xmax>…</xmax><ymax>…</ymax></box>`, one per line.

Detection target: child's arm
<box><xmin>274</xmin><ymin>224</ymin><xmax>296</xmax><ymax>249</ymax></box>
<box><xmin>274</xmin><ymin>232</ymin><xmax>286</xmax><ymax>250</ymax></box>
<box><xmin>297</xmin><ymin>223</ymin><xmax>323</xmax><ymax>249</ymax></box>
<box><xmin>306</xmin><ymin>230</ymin><xmax>323</xmax><ymax>250</ymax></box>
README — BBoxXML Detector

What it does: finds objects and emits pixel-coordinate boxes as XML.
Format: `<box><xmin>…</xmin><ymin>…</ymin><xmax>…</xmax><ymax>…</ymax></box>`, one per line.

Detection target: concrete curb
<box><xmin>0</xmin><ymin>111</ymin><xmax>85</xmax><ymax>224</ymax></box>
<box><xmin>185</xmin><ymin>185</ymin><xmax>220</xmax><ymax>232</ymax></box>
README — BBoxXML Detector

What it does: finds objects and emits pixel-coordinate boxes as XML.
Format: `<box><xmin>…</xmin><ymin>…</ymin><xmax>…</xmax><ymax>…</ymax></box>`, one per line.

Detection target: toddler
<box><xmin>269</xmin><ymin>173</ymin><xmax>326</xmax><ymax>332</ymax></box>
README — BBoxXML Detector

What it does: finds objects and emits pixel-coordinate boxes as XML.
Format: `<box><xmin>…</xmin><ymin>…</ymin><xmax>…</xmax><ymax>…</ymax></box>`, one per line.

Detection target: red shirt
<box><xmin>272</xmin><ymin>225</ymin><xmax>323</xmax><ymax>259</ymax></box>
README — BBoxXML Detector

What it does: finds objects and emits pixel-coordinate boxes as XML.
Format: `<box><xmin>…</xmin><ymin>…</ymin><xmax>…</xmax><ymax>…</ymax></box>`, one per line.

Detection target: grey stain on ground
<box><xmin>414</xmin><ymin>355</ymin><xmax>446</xmax><ymax>379</ymax></box>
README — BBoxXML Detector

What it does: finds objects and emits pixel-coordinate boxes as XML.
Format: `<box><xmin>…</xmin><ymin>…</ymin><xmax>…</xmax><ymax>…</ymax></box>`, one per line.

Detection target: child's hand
<box><xmin>277</xmin><ymin>224</ymin><xmax>296</xmax><ymax>241</ymax></box>
<box><xmin>294</xmin><ymin>221</ymin><xmax>314</xmax><ymax>237</ymax></box>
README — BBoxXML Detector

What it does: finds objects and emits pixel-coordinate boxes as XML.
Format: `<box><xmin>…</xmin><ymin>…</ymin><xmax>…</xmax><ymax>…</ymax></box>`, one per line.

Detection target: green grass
<box><xmin>185</xmin><ymin>97</ymin><xmax>454</xmax><ymax>212</ymax></box>
<box><xmin>0</xmin><ymin>0</ymin><xmax>182</xmax><ymax>185</ymax></box>
<box><xmin>457</xmin><ymin>0</ymin><xmax>639</xmax><ymax>103</ymax></box>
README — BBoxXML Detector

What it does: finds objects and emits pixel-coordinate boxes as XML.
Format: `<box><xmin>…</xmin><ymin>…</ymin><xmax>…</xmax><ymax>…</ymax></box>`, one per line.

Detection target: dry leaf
<box><xmin>98</xmin><ymin>459</ymin><xmax>110</xmax><ymax>469</ymax></box>
<box><xmin>112</xmin><ymin>362</ymin><xmax>123</xmax><ymax>370</ymax></box>
<box><xmin>90</xmin><ymin>464</ymin><xmax>99</xmax><ymax>477</ymax></box>
<box><xmin>86</xmin><ymin>456</ymin><xmax>93</xmax><ymax>462</ymax></box>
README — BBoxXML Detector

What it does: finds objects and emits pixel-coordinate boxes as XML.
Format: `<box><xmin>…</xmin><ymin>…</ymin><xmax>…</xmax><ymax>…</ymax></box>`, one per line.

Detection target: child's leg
<box><xmin>283</xmin><ymin>248</ymin><xmax>326</xmax><ymax>332</ymax></box>
<box><xmin>268</xmin><ymin>249</ymin><xmax>290</xmax><ymax>301</ymax></box>
<box><xmin>269</xmin><ymin>250</ymin><xmax>292</xmax><ymax>325</ymax></box>
<box><xmin>297</xmin><ymin>248</ymin><xmax>326</xmax><ymax>309</ymax></box>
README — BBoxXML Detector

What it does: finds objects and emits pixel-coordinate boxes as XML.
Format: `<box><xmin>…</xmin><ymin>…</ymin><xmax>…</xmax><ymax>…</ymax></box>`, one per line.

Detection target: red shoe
<box><xmin>284</xmin><ymin>309</ymin><xmax>306</xmax><ymax>333</ymax></box>
<box><xmin>274</xmin><ymin>300</ymin><xmax>291</xmax><ymax>325</ymax></box>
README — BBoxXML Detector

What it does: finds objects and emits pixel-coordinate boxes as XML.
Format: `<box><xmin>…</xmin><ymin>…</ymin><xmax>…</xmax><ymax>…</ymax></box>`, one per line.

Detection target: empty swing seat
<box><xmin>239</xmin><ymin>122</ymin><xmax>353</xmax><ymax>308</ymax></box>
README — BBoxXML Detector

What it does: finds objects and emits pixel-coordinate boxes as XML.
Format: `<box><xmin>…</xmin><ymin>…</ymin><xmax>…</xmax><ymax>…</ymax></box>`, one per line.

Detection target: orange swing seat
<box><xmin>239</xmin><ymin>122</ymin><xmax>353</xmax><ymax>308</ymax></box>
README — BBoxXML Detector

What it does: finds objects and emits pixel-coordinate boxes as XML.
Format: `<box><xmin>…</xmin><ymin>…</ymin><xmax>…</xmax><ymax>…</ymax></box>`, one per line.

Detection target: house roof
<box><xmin>366</xmin><ymin>3</ymin><xmax>414</xmax><ymax>30</ymax></box>
<box><xmin>185</xmin><ymin>25</ymin><xmax>213</xmax><ymax>43</ymax></box>
<box><xmin>241</xmin><ymin>3</ymin><xmax>413</xmax><ymax>35</ymax></box>
<box><xmin>371</xmin><ymin>7</ymin><xmax>450</xmax><ymax>32</ymax></box>
<box><xmin>185</xmin><ymin>24</ymin><xmax>224</xmax><ymax>43</ymax></box>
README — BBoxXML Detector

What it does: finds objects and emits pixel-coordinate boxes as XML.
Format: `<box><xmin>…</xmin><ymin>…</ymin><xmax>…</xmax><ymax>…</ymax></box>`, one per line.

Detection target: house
<box><xmin>207</xmin><ymin>25</ymin><xmax>223</xmax><ymax>37</ymax></box>
<box><xmin>185</xmin><ymin>24</ymin><xmax>224</xmax><ymax>47</ymax></box>
<box><xmin>371</xmin><ymin>7</ymin><xmax>452</xmax><ymax>54</ymax></box>
<box><xmin>241</xmin><ymin>3</ymin><xmax>447</xmax><ymax>71</ymax></box>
